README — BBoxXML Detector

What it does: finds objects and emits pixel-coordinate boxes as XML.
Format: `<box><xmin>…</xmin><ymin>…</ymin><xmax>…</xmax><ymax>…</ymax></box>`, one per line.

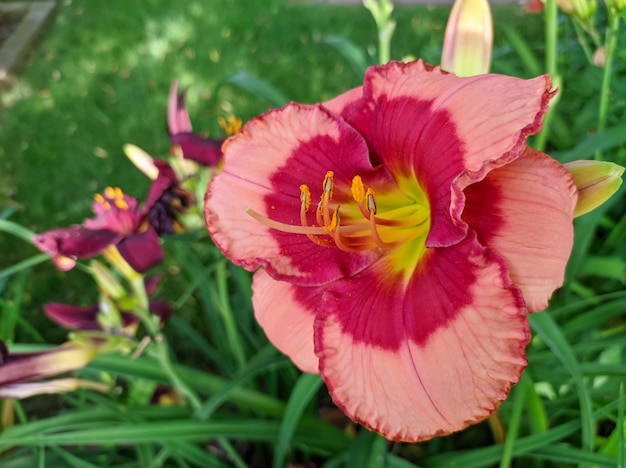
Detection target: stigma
<box><xmin>246</xmin><ymin>171</ymin><xmax>430</xmax><ymax>253</ymax></box>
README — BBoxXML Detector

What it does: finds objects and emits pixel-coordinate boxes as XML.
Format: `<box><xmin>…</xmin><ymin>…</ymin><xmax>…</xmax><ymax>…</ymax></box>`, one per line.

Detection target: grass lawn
<box><xmin>1</xmin><ymin>0</ymin><xmax>625</xmax><ymax>466</ymax></box>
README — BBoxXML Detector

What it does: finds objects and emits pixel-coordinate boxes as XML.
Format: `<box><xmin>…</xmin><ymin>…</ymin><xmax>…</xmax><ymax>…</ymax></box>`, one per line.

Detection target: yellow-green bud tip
<box><xmin>565</xmin><ymin>160</ymin><xmax>624</xmax><ymax>217</ymax></box>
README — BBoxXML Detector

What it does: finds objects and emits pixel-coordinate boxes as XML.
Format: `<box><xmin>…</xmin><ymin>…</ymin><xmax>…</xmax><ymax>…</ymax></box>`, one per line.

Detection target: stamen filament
<box><xmin>332</xmin><ymin>209</ymin><xmax>363</xmax><ymax>252</ymax></box>
<box><xmin>369</xmin><ymin>213</ymin><xmax>398</xmax><ymax>249</ymax></box>
<box><xmin>301</xmin><ymin>189</ymin><xmax>334</xmax><ymax>247</ymax></box>
<box><xmin>246</xmin><ymin>207</ymin><xmax>328</xmax><ymax>235</ymax></box>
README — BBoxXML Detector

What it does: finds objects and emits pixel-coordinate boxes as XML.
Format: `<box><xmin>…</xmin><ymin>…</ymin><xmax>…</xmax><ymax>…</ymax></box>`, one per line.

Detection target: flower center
<box><xmin>247</xmin><ymin>171</ymin><xmax>431</xmax><ymax>260</ymax></box>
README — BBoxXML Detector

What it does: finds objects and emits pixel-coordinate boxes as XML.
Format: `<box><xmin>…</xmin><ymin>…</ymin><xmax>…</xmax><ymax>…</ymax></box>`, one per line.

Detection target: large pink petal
<box><xmin>205</xmin><ymin>103</ymin><xmax>386</xmax><ymax>285</ymax></box>
<box><xmin>463</xmin><ymin>148</ymin><xmax>576</xmax><ymax>312</ymax></box>
<box><xmin>315</xmin><ymin>234</ymin><xmax>529</xmax><ymax>441</ymax></box>
<box><xmin>252</xmin><ymin>269</ymin><xmax>320</xmax><ymax>373</ymax></box>
<box><xmin>322</xmin><ymin>86</ymin><xmax>362</xmax><ymax>117</ymax></box>
<box><xmin>347</xmin><ymin>60</ymin><xmax>553</xmax><ymax>247</ymax></box>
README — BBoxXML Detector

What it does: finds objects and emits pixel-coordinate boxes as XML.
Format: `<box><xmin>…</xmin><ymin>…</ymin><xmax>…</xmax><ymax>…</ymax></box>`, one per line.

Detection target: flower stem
<box><xmin>535</xmin><ymin>0</ymin><xmax>559</xmax><ymax>151</ymax></box>
<box><xmin>544</xmin><ymin>0</ymin><xmax>558</xmax><ymax>78</ymax></box>
<box><xmin>129</xmin><ymin>275</ymin><xmax>203</xmax><ymax>412</ymax></box>
<box><xmin>215</xmin><ymin>261</ymin><xmax>247</xmax><ymax>371</ymax></box>
<box><xmin>595</xmin><ymin>11</ymin><xmax>621</xmax><ymax>159</ymax></box>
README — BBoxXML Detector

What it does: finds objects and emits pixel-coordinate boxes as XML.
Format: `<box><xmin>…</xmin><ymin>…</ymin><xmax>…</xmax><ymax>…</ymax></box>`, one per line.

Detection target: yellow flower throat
<box><xmin>247</xmin><ymin>171</ymin><xmax>431</xmax><ymax>263</ymax></box>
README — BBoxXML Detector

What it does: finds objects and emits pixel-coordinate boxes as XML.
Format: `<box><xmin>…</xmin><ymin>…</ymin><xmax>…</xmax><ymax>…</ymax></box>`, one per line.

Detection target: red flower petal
<box><xmin>205</xmin><ymin>103</ymin><xmax>385</xmax><ymax>285</ymax></box>
<box><xmin>463</xmin><ymin>148</ymin><xmax>577</xmax><ymax>311</ymax></box>
<box><xmin>33</xmin><ymin>227</ymin><xmax>120</xmax><ymax>261</ymax></box>
<box><xmin>44</xmin><ymin>303</ymin><xmax>101</xmax><ymax>330</ymax></box>
<box><xmin>252</xmin><ymin>269</ymin><xmax>319</xmax><ymax>373</ymax></box>
<box><xmin>170</xmin><ymin>133</ymin><xmax>223</xmax><ymax>167</ymax></box>
<box><xmin>168</xmin><ymin>80</ymin><xmax>193</xmax><ymax>135</ymax></box>
<box><xmin>322</xmin><ymin>86</ymin><xmax>363</xmax><ymax>117</ymax></box>
<box><xmin>116</xmin><ymin>227</ymin><xmax>163</xmax><ymax>273</ymax></box>
<box><xmin>347</xmin><ymin>60</ymin><xmax>553</xmax><ymax>247</ymax></box>
<box><xmin>315</xmin><ymin>234</ymin><xmax>529</xmax><ymax>441</ymax></box>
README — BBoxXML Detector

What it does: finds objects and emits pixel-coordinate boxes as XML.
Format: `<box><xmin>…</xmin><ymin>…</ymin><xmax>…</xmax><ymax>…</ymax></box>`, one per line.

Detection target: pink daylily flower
<box><xmin>33</xmin><ymin>161</ymin><xmax>192</xmax><ymax>274</ymax></box>
<box><xmin>204</xmin><ymin>60</ymin><xmax>577</xmax><ymax>441</ymax></box>
<box><xmin>33</xmin><ymin>187</ymin><xmax>163</xmax><ymax>273</ymax></box>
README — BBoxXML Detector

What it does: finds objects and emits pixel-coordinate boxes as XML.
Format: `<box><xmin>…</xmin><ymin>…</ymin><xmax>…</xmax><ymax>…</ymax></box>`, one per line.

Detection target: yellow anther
<box><xmin>351</xmin><ymin>175</ymin><xmax>365</xmax><ymax>203</ymax></box>
<box><xmin>325</xmin><ymin>209</ymin><xmax>339</xmax><ymax>232</ymax></box>
<box><xmin>366</xmin><ymin>188</ymin><xmax>377</xmax><ymax>214</ymax></box>
<box><xmin>104</xmin><ymin>187</ymin><xmax>116</xmax><ymax>199</ymax></box>
<box><xmin>299</xmin><ymin>185</ymin><xmax>311</xmax><ymax>211</ymax></box>
<box><xmin>113</xmin><ymin>198</ymin><xmax>129</xmax><ymax>210</ymax></box>
<box><xmin>323</xmin><ymin>171</ymin><xmax>334</xmax><ymax>198</ymax></box>
<box><xmin>219</xmin><ymin>116</ymin><xmax>243</xmax><ymax>136</ymax></box>
<box><xmin>94</xmin><ymin>193</ymin><xmax>105</xmax><ymax>204</ymax></box>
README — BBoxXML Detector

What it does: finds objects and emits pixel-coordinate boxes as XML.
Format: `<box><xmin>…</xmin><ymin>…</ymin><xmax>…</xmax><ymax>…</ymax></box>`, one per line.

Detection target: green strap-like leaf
<box><xmin>272</xmin><ymin>373</ymin><xmax>323</xmax><ymax>468</ymax></box>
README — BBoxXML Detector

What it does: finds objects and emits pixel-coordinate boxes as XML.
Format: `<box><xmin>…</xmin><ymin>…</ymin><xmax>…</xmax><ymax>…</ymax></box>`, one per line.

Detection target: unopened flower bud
<box><xmin>557</xmin><ymin>0</ymin><xmax>575</xmax><ymax>14</ymax></box>
<box><xmin>123</xmin><ymin>144</ymin><xmax>159</xmax><ymax>180</ymax></box>
<box><xmin>91</xmin><ymin>259</ymin><xmax>126</xmax><ymax>299</ymax></box>
<box><xmin>442</xmin><ymin>0</ymin><xmax>493</xmax><ymax>77</ymax></box>
<box><xmin>573</xmin><ymin>0</ymin><xmax>597</xmax><ymax>21</ymax></box>
<box><xmin>592</xmin><ymin>46</ymin><xmax>606</xmax><ymax>67</ymax></box>
<box><xmin>565</xmin><ymin>160</ymin><xmax>624</xmax><ymax>217</ymax></box>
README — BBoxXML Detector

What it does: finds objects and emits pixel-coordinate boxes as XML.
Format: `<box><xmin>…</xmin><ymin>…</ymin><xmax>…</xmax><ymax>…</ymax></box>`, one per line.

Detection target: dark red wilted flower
<box><xmin>33</xmin><ymin>187</ymin><xmax>163</xmax><ymax>273</ymax></box>
<box><xmin>44</xmin><ymin>275</ymin><xmax>171</xmax><ymax>332</ymax></box>
<box><xmin>146</xmin><ymin>160</ymin><xmax>195</xmax><ymax>235</ymax></box>
<box><xmin>168</xmin><ymin>81</ymin><xmax>224</xmax><ymax>167</ymax></box>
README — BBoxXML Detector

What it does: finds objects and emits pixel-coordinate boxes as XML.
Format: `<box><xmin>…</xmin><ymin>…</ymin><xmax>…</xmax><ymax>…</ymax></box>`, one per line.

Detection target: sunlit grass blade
<box><xmin>529</xmin><ymin>312</ymin><xmax>594</xmax><ymax>452</ymax></box>
<box><xmin>220</xmin><ymin>71</ymin><xmax>290</xmax><ymax>107</ymax></box>
<box><xmin>272</xmin><ymin>373</ymin><xmax>323</xmax><ymax>468</ymax></box>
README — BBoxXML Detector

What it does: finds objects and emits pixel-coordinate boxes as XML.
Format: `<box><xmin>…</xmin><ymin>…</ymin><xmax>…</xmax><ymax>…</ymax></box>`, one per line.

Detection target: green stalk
<box><xmin>545</xmin><ymin>0</ymin><xmax>558</xmax><ymax>78</ymax></box>
<box><xmin>215</xmin><ymin>261</ymin><xmax>247</xmax><ymax>371</ymax></box>
<box><xmin>595</xmin><ymin>11</ymin><xmax>621</xmax><ymax>159</ymax></box>
<box><xmin>129</xmin><ymin>275</ymin><xmax>203</xmax><ymax>412</ymax></box>
<box><xmin>571</xmin><ymin>20</ymin><xmax>594</xmax><ymax>64</ymax></box>
<box><xmin>536</xmin><ymin>0</ymin><xmax>559</xmax><ymax>151</ymax></box>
